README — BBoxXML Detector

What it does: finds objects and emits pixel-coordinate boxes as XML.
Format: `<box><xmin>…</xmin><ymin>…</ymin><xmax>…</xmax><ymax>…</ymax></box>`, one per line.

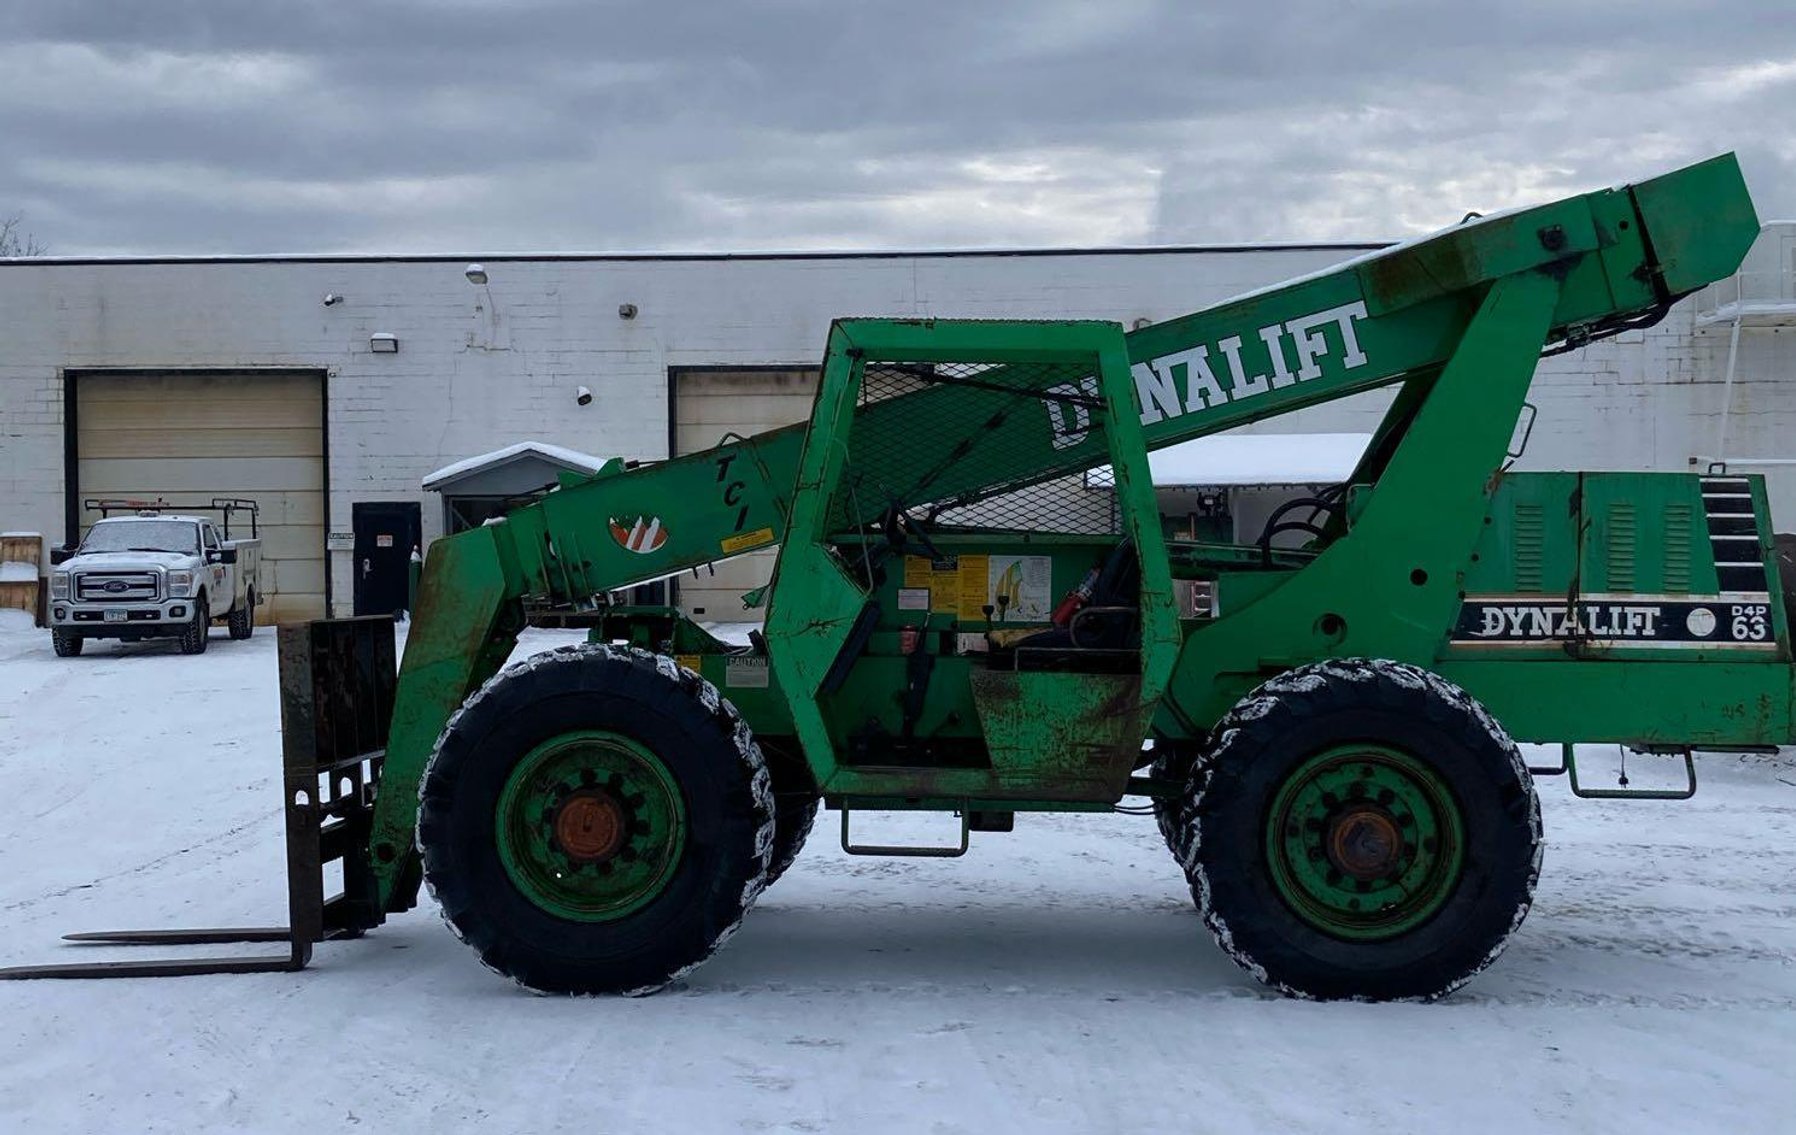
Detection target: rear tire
<box><xmin>227</xmin><ymin>590</ymin><xmax>254</xmax><ymax>640</ymax></box>
<box><xmin>1149</xmin><ymin>742</ymin><xmax>1199</xmax><ymax>855</ymax></box>
<box><xmin>765</xmin><ymin>760</ymin><xmax>820</xmax><ymax>889</ymax></box>
<box><xmin>178</xmin><ymin>597</ymin><xmax>209</xmax><ymax>655</ymax></box>
<box><xmin>50</xmin><ymin>629</ymin><xmax>83</xmax><ymax>657</ymax></box>
<box><xmin>755</xmin><ymin>740</ymin><xmax>819</xmax><ymax>889</ymax></box>
<box><xmin>418</xmin><ymin>645</ymin><xmax>774</xmax><ymax>995</ymax></box>
<box><xmin>1178</xmin><ymin>658</ymin><xmax>1541</xmax><ymax>1001</ymax></box>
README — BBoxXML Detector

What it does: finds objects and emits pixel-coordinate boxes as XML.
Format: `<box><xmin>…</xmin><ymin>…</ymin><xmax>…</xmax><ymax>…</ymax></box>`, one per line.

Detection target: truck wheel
<box><xmin>178</xmin><ymin>596</ymin><xmax>209</xmax><ymax>655</ymax></box>
<box><xmin>418</xmin><ymin>645</ymin><xmax>775</xmax><ymax>995</ymax></box>
<box><xmin>227</xmin><ymin>590</ymin><xmax>255</xmax><ymax>640</ymax></box>
<box><xmin>1180</xmin><ymin>659</ymin><xmax>1542</xmax><ymax>1001</ymax></box>
<box><xmin>50</xmin><ymin>629</ymin><xmax>83</xmax><ymax>657</ymax></box>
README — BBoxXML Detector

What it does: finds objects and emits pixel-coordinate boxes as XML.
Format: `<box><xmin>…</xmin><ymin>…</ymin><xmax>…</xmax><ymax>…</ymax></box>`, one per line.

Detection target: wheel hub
<box><xmin>1265</xmin><ymin>745</ymin><xmax>1465</xmax><ymax>941</ymax></box>
<box><xmin>494</xmin><ymin>731</ymin><xmax>687</xmax><ymax>922</ymax></box>
<box><xmin>1327</xmin><ymin>808</ymin><xmax>1401</xmax><ymax>880</ymax></box>
<box><xmin>552</xmin><ymin>791</ymin><xmax>627</xmax><ymax>864</ymax></box>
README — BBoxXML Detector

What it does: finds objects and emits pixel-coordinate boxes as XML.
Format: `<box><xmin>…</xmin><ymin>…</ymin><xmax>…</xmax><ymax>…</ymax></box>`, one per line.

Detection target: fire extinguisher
<box><xmin>1051</xmin><ymin>566</ymin><xmax>1101</xmax><ymax>628</ymax></box>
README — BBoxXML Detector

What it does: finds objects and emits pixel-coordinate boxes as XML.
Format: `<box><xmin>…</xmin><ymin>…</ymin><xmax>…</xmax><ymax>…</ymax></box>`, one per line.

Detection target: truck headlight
<box><xmin>167</xmin><ymin>570</ymin><xmax>196</xmax><ymax>597</ymax></box>
<box><xmin>50</xmin><ymin>571</ymin><xmax>69</xmax><ymax>600</ymax></box>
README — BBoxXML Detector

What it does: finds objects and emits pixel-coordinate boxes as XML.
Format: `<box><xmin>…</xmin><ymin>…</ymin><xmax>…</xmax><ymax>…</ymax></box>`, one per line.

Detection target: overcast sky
<box><xmin>2</xmin><ymin>1</ymin><xmax>1793</xmax><ymax>256</ymax></box>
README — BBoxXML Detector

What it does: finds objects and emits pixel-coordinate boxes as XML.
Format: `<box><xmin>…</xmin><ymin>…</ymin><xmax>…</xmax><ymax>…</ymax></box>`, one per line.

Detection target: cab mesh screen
<box><xmin>825</xmin><ymin>359</ymin><xmax>1121</xmax><ymax>538</ymax></box>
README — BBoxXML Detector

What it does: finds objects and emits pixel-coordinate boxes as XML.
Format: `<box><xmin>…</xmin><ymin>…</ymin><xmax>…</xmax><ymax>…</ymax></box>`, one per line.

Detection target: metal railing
<box><xmin>1693</xmin><ymin>270</ymin><xmax>1796</xmax><ymax>325</ymax></box>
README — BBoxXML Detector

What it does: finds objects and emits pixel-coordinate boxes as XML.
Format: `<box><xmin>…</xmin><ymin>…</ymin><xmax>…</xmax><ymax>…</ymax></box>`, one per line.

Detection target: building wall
<box><xmin>1</xmin><ymin>231</ymin><xmax>1792</xmax><ymax>616</ymax></box>
<box><xmin>0</xmin><ymin>246</ymin><xmax>1368</xmax><ymax>613</ymax></box>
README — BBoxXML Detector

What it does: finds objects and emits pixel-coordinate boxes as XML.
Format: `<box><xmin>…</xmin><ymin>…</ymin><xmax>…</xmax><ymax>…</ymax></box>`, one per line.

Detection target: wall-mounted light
<box><xmin>370</xmin><ymin>333</ymin><xmax>399</xmax><ymax>353</ymax></box>
<box><xmin>618</xmin><ymin>303</ymin><xmax>638</xmax><ymax>320</ymax></box>
<box><xmin>464</xmin><ymin>263</ymin><xmax>488</xmax><ymax>285</ymax></box>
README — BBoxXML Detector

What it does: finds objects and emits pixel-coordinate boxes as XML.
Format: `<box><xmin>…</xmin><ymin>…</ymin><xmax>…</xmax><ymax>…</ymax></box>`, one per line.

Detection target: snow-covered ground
<box><xmin>2</xmin><ymin>609</ymin><xmax>1794</xmax><ymax>1133</ymax></box>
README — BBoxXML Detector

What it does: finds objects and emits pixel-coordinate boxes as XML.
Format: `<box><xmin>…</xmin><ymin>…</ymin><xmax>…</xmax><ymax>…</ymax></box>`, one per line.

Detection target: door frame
<box><xmin>350</xmin><ymin>500</ymin><xmax>422</xmax><ymax>617</ymax></box>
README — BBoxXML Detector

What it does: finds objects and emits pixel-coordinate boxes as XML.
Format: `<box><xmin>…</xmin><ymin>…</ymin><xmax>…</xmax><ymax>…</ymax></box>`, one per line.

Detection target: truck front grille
<box><xmin>75</xmin><ymin>571</ymin><xmax>160</xmax><ymax>602</ymax></box>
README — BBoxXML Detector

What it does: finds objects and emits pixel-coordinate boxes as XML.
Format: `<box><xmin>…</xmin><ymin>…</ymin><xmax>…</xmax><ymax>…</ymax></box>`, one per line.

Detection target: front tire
<box><xmin>418</xmin><ymin>645</ymin><xmax>774</xmax><ymax>994</ymax></box>
<box><xmin>1178</xmin><ymin>659</ymin><xmax>1541</xmax><ymax>1001</ymax></box>
<box><xmin>177</xmin><ymin>596</ymin><xmax>209</xmax><ymax>655</ymax></box>
<box><xmin>50</xmin><ymin>629</ymin><xmax>83</xmax><ymax>657</ymax></box>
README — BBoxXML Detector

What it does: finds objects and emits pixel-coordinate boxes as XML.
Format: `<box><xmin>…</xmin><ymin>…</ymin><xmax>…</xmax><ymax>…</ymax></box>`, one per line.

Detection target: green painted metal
<box><xmin>349</xmin><ymin>152</ymin><xmax>1780</xmax><ymax>922</ymax></box>
<box><xmin>1160</xmin><ymin>269</ymin><xmax>1569</xmax><ymax>731</ymax></box>
<box><xmin>371</xmin><ymin>522</ymin><xmax>520</xmax><ymax>880</ymax></box>
<box><xmin>763</xmin><ymin>318</ymin><xmax>1179</xmax><ymax>801</ymax></box>
<box><xmin>494</xmin><ymin>730</ymin><xmax>687</xmax><ymax>922</ymax></box>
<box><xmin>1265</xmin><ymin>744</ymin><xmax>1465</xmax><ymax>940</ymax></box>
<box><xmin>1550</xmin><ymin>743</ymin><xmax>1698</xmax><ymax>800</ymax></box>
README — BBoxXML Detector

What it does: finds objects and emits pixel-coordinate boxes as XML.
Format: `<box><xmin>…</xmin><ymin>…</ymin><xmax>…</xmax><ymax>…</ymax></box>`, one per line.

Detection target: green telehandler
<box><xmin>5</xmin><ymin>153</ymin><xmax>1785</xmax><ymax>1000</ymax></box>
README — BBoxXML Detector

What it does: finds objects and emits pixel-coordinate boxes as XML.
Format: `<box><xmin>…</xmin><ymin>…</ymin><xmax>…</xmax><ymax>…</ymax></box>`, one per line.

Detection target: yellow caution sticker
<box><xmin>674</xmin><ymin>654</ymin><xmax>702</xmax><ymax>673</ymax></box>
<box><xmin>720</xmin><ymin>527</ymin><xmax>776</xmax><ymax>555</ymax></box>
<box><xmin>957</xmin><ymin>554</ymin><xmax>989</xmax><ymax>617</ymax></box>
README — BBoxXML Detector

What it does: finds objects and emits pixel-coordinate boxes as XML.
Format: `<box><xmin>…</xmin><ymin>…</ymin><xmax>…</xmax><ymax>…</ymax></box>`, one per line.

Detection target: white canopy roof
<box><xmin>1087</xmin><ymin>432</ymin><xmax>1371</xmax><ymax>489</ymax></box>
<box><xmin>422</xmin><ymin>441</ymin><xmax>611</xmax><ymax>491</ymax></box>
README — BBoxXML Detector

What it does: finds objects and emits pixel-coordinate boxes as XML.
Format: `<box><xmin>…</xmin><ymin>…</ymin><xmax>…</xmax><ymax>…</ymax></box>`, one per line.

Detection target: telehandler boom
<box><xmin>5</xmin><ymin>153</ymin><xmax>1781</xmax><ymax>999</ymax></box>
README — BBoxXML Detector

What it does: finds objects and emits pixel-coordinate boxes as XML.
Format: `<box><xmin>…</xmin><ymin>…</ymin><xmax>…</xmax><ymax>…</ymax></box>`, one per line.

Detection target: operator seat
<box><xmin>1010</xmin><ymin>539</ymin><xmax>1140</xmax><ymax>660</ymax></box>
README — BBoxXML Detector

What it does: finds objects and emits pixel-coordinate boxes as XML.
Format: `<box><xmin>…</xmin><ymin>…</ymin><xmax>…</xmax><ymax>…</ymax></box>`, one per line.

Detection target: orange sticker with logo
<box><xmin>609</xmin><ymin>515</ymin><xmax>669</xmax><ymax>554</ymax></box>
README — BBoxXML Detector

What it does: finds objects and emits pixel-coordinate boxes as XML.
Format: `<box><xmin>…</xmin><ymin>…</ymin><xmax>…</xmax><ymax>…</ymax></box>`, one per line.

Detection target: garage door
<box><xmin>76</xmin><ymin>371</ymin><xmax>326</xmax><ymax>624</ymax></box>
<box><xmin>673</xmin><ymin>369</ymin><xmax>818</xmax><ymax>619</ymax></box>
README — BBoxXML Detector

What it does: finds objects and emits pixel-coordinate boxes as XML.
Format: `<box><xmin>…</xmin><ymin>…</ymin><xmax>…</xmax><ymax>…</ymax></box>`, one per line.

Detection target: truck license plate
<box><xmin>104</xmin><ymin>610</ymin><xmax>126</xmax><ymax>623</ymax></box>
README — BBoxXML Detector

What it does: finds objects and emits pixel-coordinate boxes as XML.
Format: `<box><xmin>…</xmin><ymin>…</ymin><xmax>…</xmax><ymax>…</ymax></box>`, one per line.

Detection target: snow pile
<box><xmin>2</xmin><ymin>531</ymin><xmax>41</xmax><ymax>584</ymax></box>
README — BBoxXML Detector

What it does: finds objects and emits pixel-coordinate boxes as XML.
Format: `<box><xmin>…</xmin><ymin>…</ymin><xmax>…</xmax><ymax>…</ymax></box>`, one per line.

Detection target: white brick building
<box><xmin>1</xmin><ymin>227</ymin><xmax>1792</xmax><ymax>619</ymax></box>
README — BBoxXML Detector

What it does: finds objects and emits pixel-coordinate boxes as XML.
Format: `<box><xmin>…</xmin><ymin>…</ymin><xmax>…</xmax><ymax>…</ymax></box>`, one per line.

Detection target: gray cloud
<box><xmin>1</xmin><ymin>1</ymin><xmax>1792</xmax><ymax>254</ymax></box>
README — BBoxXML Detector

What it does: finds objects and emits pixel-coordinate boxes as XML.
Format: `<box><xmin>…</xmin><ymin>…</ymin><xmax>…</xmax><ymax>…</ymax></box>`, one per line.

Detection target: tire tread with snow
<box><xmin>756</xmin><ymin>740</ymin><xmax>820</xmax><ymax>889</ymax></box>
<box><xmin>1179</xmin><ymin>658</ymin><xmax>1542</xmax><ymax>1001</ymax></box>
<box><xmin>417</xmin><ymin>644</ymin><xmax>775</xmax><ymax>995</ymax></box>
<box><xmin>766</xmin><ymin>792</ymin><xmax>819</xmax><ymax>888</ymax></box>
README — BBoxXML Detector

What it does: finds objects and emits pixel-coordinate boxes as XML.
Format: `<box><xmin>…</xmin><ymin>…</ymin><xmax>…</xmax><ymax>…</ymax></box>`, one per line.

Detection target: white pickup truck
<box><xmin>48</xmin><ymin>508</ymin><xmax>263</xmax><ymax>657</ymax></box>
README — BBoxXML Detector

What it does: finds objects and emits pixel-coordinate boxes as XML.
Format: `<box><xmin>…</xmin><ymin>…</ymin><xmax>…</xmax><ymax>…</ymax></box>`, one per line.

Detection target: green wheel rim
<box><xmin>495</xmin><ymin>730</ymin><xmax>687</xmax><ymax>922</ymax></box>
<box><xmin>1265</xmin><ymin>744</ymin><xmax>1465</xmax><ymax>941</ymax></box>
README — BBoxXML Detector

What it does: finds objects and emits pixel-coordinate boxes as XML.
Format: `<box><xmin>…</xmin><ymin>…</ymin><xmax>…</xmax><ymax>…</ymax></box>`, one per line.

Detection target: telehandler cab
<box><xmin>5</xmin><ymin>153</ymin><xmax>1784</xmax><ymax>1000</ymax></box>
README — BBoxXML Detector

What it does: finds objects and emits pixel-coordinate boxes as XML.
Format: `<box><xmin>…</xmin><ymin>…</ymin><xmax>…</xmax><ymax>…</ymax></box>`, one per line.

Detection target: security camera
<box><xmin>576</xmin><ymin>385</ymin><xmax>593</xmax><ymax>407</ymax></box>
<box><xmin>322</xmin><ymin>293</ymin><xmax>344</xmax><ymax>306</ymax></box>
<box><xmin>464</xmin><ymin>263</ymin><xmax>488</xmax><ymax>285</ymax></box>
